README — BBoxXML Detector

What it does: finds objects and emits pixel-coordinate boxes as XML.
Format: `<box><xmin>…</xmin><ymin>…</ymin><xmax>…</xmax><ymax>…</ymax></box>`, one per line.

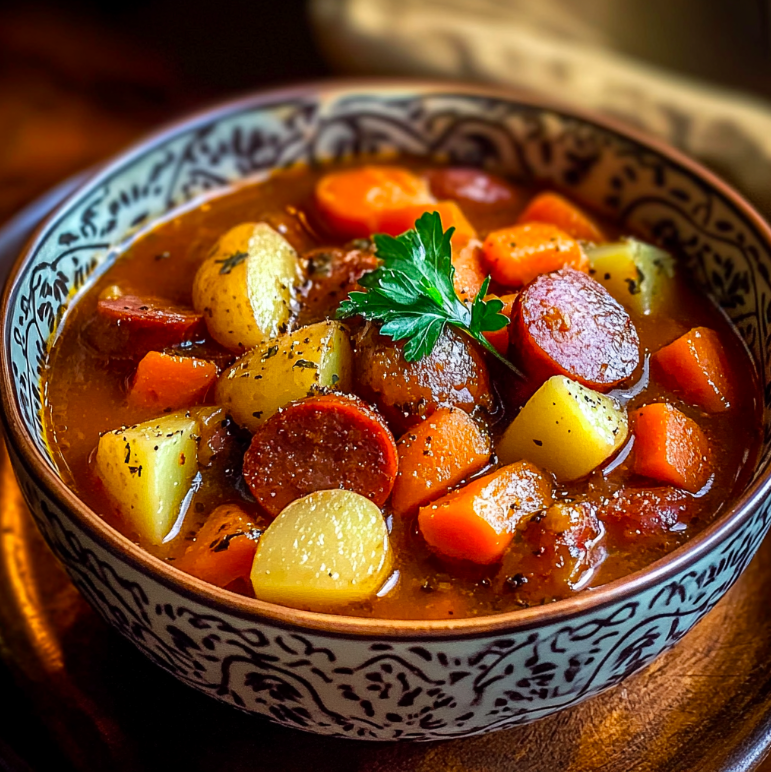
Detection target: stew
<box><xmin>42</xmin><ymin>162</ymin><xmax>761</xmax><ymax>619</ymax></box>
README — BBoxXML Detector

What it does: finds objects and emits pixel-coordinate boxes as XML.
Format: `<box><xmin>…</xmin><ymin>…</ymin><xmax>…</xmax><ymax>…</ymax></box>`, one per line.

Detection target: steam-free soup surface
<box><xmin>43</xmin><ymin>162</ymin><xmax>761</xmax><ymax>619</ymax></box>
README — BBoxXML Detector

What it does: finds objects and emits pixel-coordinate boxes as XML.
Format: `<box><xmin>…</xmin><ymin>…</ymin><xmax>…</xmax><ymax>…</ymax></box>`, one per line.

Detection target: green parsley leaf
<box><xmin>337</xmin><ymin>211</ymin><xmax>523</xmax><ymax>375</ymax></box>
<box><xmin>215</xmin><ymin>250</ymin><xmax>249</xmax><ymax>275</ymax></box>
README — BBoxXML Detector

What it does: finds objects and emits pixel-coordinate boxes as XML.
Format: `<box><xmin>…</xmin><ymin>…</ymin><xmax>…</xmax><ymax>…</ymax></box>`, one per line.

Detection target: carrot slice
<box><xmin>451</xmin><ymin>239</ymin><xmax>487</xmax><ymax>301</ymax></box>
<box><xmin>315</xmin><ymin>166</ymin><xmax>432</xmax><ymax>239</ymax></box>
<box><xmin>482</xmin><ymin>222</ymin><xmax>588</xmax><ymax>288</ymax></box>
<box><xmin>518</xmin><ymin>192</ymin><xmax>605</xmax><ymax>243</ymax></box>
<box><xmin>418</xmin><ymin>461</ymin><xmax>553</xmax><ymax>564</ymax></box>
<box><xmin>391</xmin><ymin>408</ymin><xmax>491</xmax><ymax>516</ymax></box>
<box><xmin>652</xmin><ymin>327</ymin><xmax>734</xmax><ymax>413</ymax></box>
<box><xmin>632</xmin><ymin>403</ymin><xmax>711</xmax><ymax>493</ymax></box>
<box><xmin>377</xmin><ymin>201</ymin><xmax>477</xmax><ymax>244</ymax></box>
<box><xmin>482</xmin><ymin>292</ymin><xmax>517</xmax><ymax>355</ymax></box>
<box><xmin>129</xmin><ymin>351</ymin><xmax>217</xmax><ymax>410</ymax></box>
<box><xmin>175</xmin><ymin>504</ymin><xmax>261</xmax><ymax>588</ymax></box>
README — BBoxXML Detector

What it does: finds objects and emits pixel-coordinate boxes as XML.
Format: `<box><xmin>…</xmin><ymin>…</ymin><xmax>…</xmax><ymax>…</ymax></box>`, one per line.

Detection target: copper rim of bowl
<box><xmin>2</xmin><ymin>77</ymin><xmax>771</xmax><ymax>641</ymax></box>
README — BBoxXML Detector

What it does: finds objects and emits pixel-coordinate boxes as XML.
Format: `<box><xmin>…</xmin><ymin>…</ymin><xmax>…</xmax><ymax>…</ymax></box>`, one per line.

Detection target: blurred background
<box><xmin>1</xmin><ymin>0</ymin><xmax>771</xmax><ymax>768</ymax></box>
<box><xmin>3</xmin><ymin>0</ymin><xmax>771</xmax><ymax>226</ymax></box>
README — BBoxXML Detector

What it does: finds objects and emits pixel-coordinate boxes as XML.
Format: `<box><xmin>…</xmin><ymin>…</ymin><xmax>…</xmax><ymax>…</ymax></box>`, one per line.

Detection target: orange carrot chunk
<box><xmin>452</xmin><ymin>239</ymin><xmax>487</xmax><ymax>301</ymax></box>
<box><xmin>482</xmin><ymin>292</ymin><xmax>517</xmax><ymax>355</ymax></box>
<box><xmin>377</xmin><ymin>200</ymin><xmax>477</xmax><ymax>244</ymax></box>
<box><xmin>517</xmin><ymin>192</ymin><xmax>605</xmax><ymax>243</ymax></box>
<box><xmin>315</xmin><ymin>165</ymin><xmax>432</xmax><ymax>239</ymax></box>
<box><xmin>481</xmin><ymin>222</ymin><xmax>588</xmax><ymax>288</ymax></box>
<box><xmin>129</xmin><ymin>351</ymin><xmax>217</xmax><ymax>410</ymax></box>
<box><xmin>652</xmin><ymin>327</ymin><xmax>734</xmax><ymax>413</ymax></box>
<box><xmin>418</xmin><ymin>461</ymin><xmax>553</xmax><ymax>564</ymax></box>
<box><xmin>175</xmin><ymin>504</ymin><xmax>261</xmax><ymax>588</ymax></box>
<box><xmin>391</xmin><ymin>408</ymin><xmax>491</xmax><ymax>516</ymax></box>
<box><xmin>632</xmin><ymin>403</ymin><xmax>712</xmax><ymax>493</ymax></box>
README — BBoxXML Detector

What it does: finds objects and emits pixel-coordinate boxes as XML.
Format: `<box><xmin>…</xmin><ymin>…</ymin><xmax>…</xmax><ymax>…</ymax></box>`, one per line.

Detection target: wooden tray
<box><xmin>2</xmin><ymin>192</ymin><xmax>771</xmax><ymax>772</ymax></box>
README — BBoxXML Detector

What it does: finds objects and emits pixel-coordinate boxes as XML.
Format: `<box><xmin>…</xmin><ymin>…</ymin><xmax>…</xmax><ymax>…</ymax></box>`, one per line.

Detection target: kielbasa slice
<box><xmin>424</xmin><ymin>168</ymin><xmax>519</xmax><ymax>207</ymax></box>
<box><xmin>298</xmin><ymin>246</ymin><xmax>379</xmax><ymax>325</ymax></box>
<box><xmin>511</xmin><ymin>268</ymin><xmax>640</xmax><ymax>391</ymax></box>
<box><xmin>96</xmin><ymin>295</ymin><xmax>205</xmax><ymax>354</ymax></box>
<box><xmin>496</xmin><ymin>499</ymin><xmax>604</xmax><ymax>601</ymax></box>
<box><xmin>599</xmin><ymin>486</ymin><xmax>695</xmax><ymax>544</ymax></box>
<box><xmin>353</xmin><ymin>323</ymin><xmax>496</xmax><ymax>434</ymax></box>
<box><xmin>242</xmin><ymin>393</ymin><xmax>398</xmax><ymax>517</ymax></box>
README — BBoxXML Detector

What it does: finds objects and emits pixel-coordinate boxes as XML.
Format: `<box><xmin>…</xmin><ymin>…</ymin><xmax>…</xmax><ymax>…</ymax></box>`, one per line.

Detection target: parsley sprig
<box><xmin>337</xmin><ymin>212</ymin><xmax>523</xmax><ymax>375</ymax></box>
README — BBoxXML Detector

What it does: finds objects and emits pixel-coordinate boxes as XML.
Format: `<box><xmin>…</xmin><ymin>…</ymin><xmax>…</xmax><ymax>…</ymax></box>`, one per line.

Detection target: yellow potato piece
<box><xmin>215</xmin><ymin>320</ymin><xmax>353</xmax><ymax>432</ymax></box>
<box><xmin>95</xmin><ymin>413</ymin><xmax>199</xmax><ymax>545</ymax></box>
<box><xmin>588</xmin><ymin>238</ymin><xmax>675</xmax><ymax>316</ymax></box>
<box><xmin>251</xmin><ymin>490</ymin><xmax>393</xmax><ymax>608</ymax></box>
<box><xmin>192</xmin><ymin>222</ymin><xmax>299</xmax><ymax>352</ymax></box>
<box><xmin>497</xmin><ymin>376</ymin><xmax>628</xmax><ymax>481</ymax></box>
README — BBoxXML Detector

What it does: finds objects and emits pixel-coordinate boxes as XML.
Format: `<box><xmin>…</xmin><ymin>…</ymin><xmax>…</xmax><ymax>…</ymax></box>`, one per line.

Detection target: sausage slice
<box><xmin>243</xmin><ymin>393</ymin><xmax>398</xmax><ymax>517</ymax></box>
<box><xmin>599</xmin><ymin>486</ymin><xmax>695</xmax><ymax>544</ymax></box>
<box><xmin>298</xmin><ymin>246</ymin><xmax>379</xmax><ymax>325</ymax></box>
<box><xmin>95</xmin><ymin>295</ymin><xmax>205</xmax><ymax>354</ymax></box>
<box><xmin>353</xmin><ymin>323</ymin><xmax>496</xmax><ymax>434</ymax></box>
<box><xmin>424</xmin><ymin>168</ymin><xmax>519</xmax><ymax>206</ymax></box>
<box><xmin>511</xmin><ymin>268</ymin><xmax>640</xmax><ymax>391</ymax></box>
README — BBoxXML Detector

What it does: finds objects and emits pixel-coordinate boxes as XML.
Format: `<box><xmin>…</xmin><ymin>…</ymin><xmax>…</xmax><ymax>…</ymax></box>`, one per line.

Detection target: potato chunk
<box><xmin>250</xmin><ymin>490</ymin><xmax>393</xmax><ymax>608</ymax></box>
<box><xmin>192</xmin><ymin>222</ymin><xmax>299</xmax><ymax>353</ymax></box>
<box><xmin>215</xmin><ymin>320</ymin><xmax>353</xmax><ymax>432</ymax></box>
<box><xmin>95</xmin><ymin>413</ymin><xmax>198</xmax><ymax>544</ymax></box>
<box><xmin>587</xmin><ymin>238</ymin><xmax>675</xmax><ymax>316</ymax></box>
<box><xmin>497</xmin><ymin>376</ymin><xmax>628</xmax><ymax>481</ymax></box>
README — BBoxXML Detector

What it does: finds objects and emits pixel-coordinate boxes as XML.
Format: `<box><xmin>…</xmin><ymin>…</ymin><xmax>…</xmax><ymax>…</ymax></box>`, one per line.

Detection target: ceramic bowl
<box><xmin>2</xmin><ymin>81</ymin><xmax>771</xmax><ymax>741</ymax></box>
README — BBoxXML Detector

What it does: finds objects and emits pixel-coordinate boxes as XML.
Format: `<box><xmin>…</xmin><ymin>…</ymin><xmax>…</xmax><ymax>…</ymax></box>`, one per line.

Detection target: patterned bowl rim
<box><xmin>3</xmin><ymin>77</ymin><xmax>771</xmax><ymax>641</ymax></box>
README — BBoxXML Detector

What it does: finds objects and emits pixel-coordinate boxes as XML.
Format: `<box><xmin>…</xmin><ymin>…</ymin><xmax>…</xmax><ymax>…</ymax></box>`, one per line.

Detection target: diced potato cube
<box><xmin>497</xmin><ymin>375</ymin><xmax>628</xmax><ymax>481</ymax></box>
<box><xmin>215</xmin><ymin>320</ymin><xmax>353</xmax><ymax>432</ymax></box>
<box><xmin>95</xmin><ymin>413</ymin><xmax>199</xmax><ymax>544</ymax></box>
<box><xmin>251</xmin><ymin>490</ymin><xmax>393</xmax><ymax>608</ymax></box>
<box><xmin>192</xmin><ymin>222</ymin><xmax>300</xmax><ymax>353</ymax></box>
<box><xmin>588</xmin><ymin>238</ymin><xmax>675</xmax><ymax>316</ymax></box>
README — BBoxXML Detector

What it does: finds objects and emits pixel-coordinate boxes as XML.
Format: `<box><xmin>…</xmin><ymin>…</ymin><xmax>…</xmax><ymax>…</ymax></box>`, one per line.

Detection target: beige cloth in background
<box><xmin>310</xmin><ymin>0</ymin><xmax>771</xmax><ymax>216</ymax></box>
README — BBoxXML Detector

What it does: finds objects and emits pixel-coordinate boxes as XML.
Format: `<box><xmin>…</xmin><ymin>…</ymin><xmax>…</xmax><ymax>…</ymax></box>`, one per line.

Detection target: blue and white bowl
<box><xmin>2</xmin><ymin>81</ymin><xmax>771</xmax><ymax>741</ymax></box>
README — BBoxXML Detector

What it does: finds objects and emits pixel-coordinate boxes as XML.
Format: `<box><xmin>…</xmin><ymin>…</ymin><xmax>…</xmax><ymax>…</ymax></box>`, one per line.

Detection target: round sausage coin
<box><xmin>511</xmin><ymin>268</ymin><xmax>640</xmax><ymax>390</ymax></box>
<box><xmin>243</xmin><ymin>393</ymin><xmax>398</xmax><ymax>517</ymax></box>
